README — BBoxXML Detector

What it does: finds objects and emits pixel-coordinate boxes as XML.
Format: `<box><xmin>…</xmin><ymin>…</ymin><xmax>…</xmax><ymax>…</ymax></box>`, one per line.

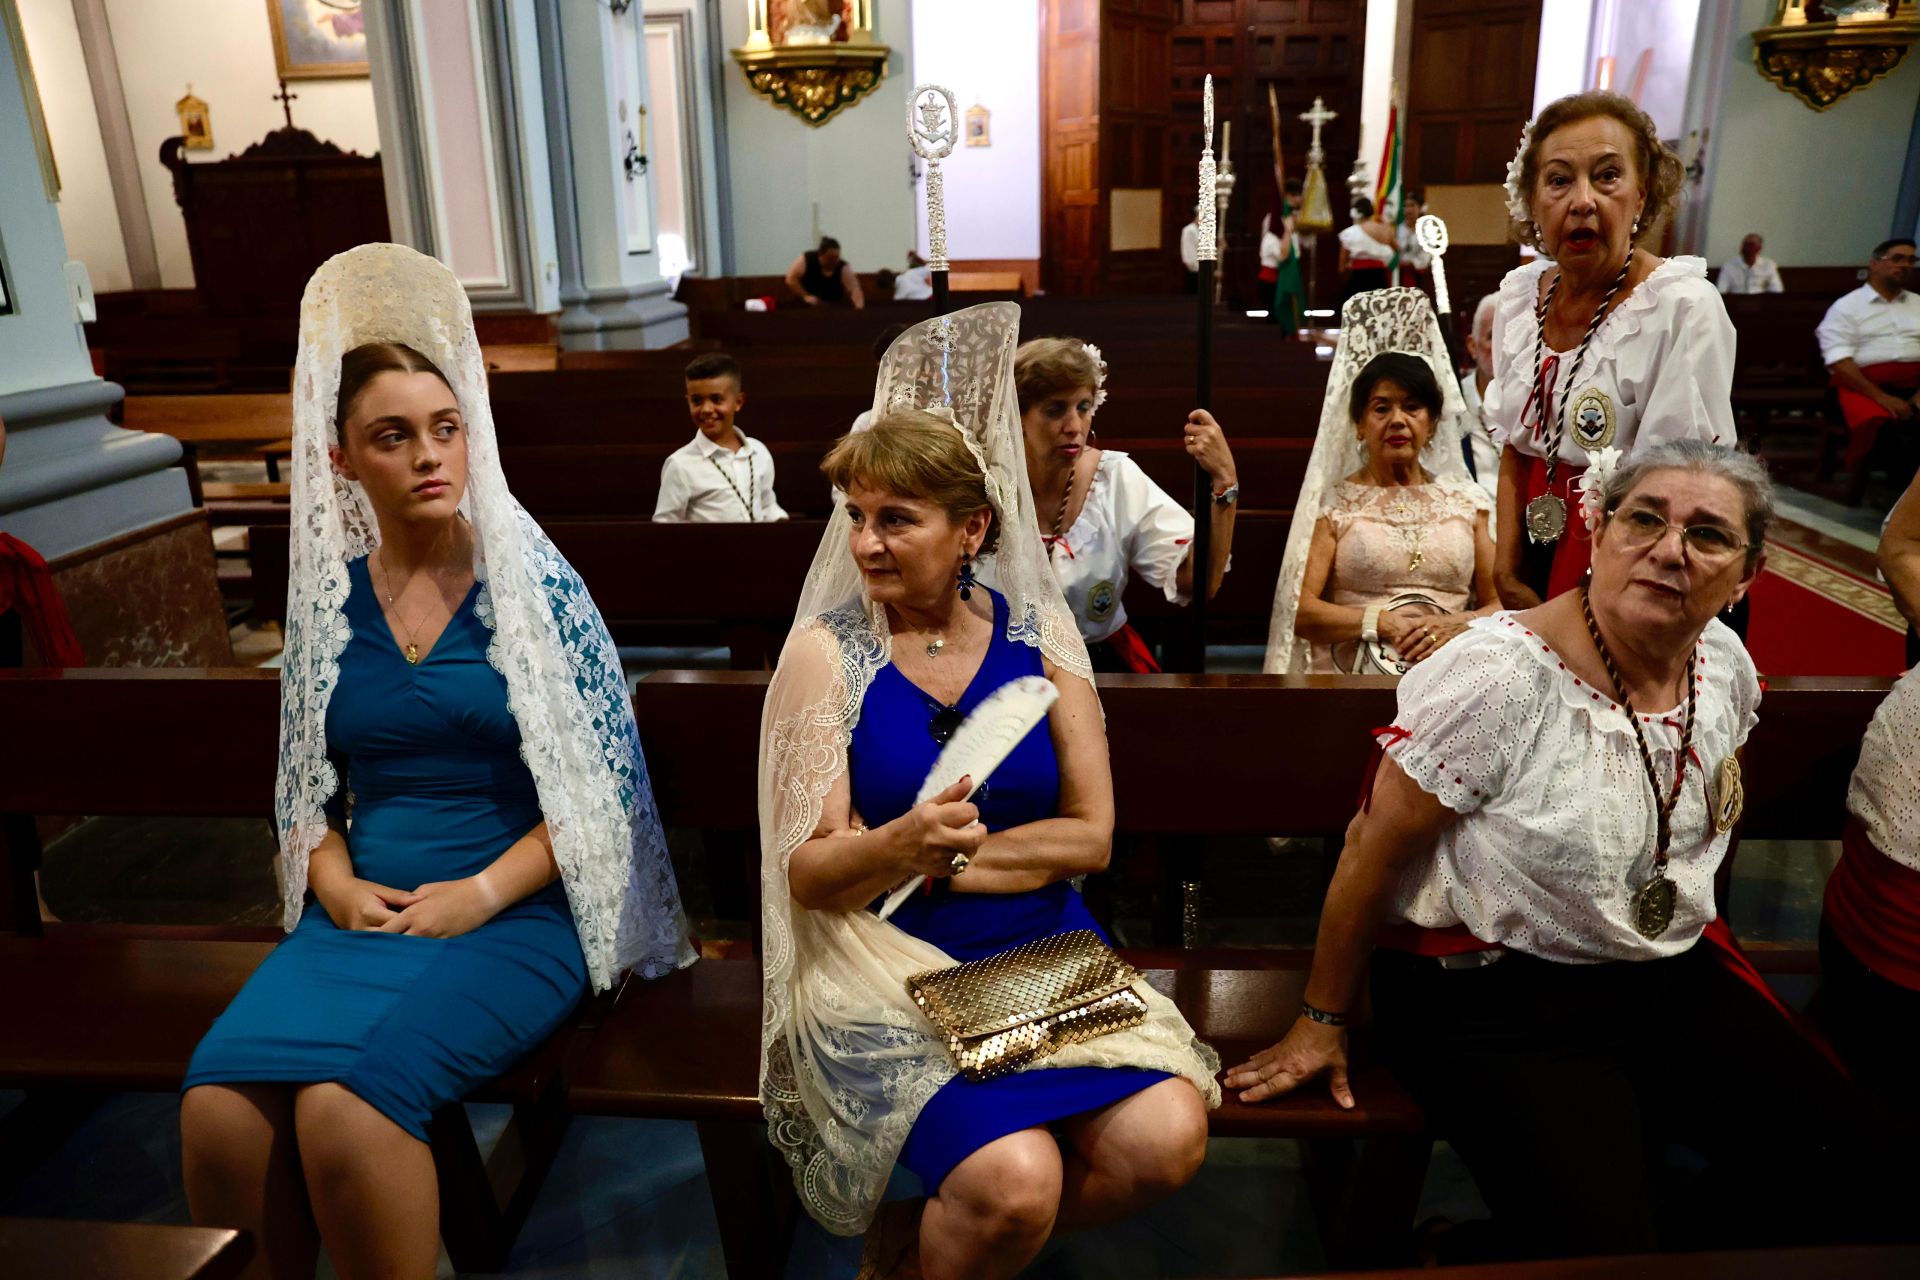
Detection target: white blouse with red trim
<box><xmin>1382</xmin><ymin>610</ymin><xmax>1761</xmax><ymax>962</ymax></box>
<box><xmin>1041</xmin><ymin>449</ymin><xmax>1194</xmax><ymax>646</ymax></box>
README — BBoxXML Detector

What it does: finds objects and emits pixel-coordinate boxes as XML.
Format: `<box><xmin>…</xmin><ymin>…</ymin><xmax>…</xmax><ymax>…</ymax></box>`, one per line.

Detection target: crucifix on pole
<box><xmin>273</xmin><ymin>80</ymin><xmax>299</xmax><ymax>130</ymax></box>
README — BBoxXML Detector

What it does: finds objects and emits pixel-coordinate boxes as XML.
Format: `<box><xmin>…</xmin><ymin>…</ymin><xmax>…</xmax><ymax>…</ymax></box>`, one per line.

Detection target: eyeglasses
<box><xmin>1608</xmin><ymin>506</ymin><xmax>1749</xmax><ymax>562</ymax></box>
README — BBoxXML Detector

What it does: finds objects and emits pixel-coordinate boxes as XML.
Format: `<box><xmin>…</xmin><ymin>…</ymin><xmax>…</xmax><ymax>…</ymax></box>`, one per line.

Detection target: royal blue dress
<box><xmin>850</xmin><ymin>589</ymin><xmax>1166</xmax><ymax>1192</ymax></box>
<box><xmin>185</xmin><ymin>558</ymin><xmax>588</xmax><ymax>1141</ymax></box>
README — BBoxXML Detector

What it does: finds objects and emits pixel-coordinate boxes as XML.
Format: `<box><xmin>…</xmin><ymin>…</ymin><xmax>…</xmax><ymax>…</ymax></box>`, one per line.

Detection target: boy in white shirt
<box><xmin>653</xmin><ymin>353</ymin><xmax>789</xmax><ymax>522</ymax></box>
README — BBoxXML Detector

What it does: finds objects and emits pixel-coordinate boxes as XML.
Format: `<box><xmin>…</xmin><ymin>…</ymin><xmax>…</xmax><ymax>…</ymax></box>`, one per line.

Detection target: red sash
<box><xmin>1824</xmin><ymin>817</ymin><xmax>1920</xmax><ymax>994</ymax></box>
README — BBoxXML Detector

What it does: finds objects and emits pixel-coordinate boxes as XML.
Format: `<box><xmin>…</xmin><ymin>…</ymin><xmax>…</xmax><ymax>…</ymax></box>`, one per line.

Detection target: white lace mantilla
<box><xmin>1265</xmin><ymin>288</ymin><xmax>1478</xmax><ymax>673</ymax></box>
<box><xmin>758</xmin><ymin>305</ymin><xmax>1220</xmax><ymax>1235</ymax></box>
<box><xmin>278</xmin><ymin>245</ymin><xmax>692</xmax><ymax>992</ymax></box>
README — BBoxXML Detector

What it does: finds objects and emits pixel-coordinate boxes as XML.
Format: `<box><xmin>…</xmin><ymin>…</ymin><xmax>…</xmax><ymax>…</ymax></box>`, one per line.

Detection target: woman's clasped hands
<box><xmin>1381</xmin><ymin>610</ymin><xmax>1473</xmax><ymax>666</ymax></box>
<box><xmin>314</xmin><ymin>870</ymin><xmax>502</xmax><ymax>938</ymax></box>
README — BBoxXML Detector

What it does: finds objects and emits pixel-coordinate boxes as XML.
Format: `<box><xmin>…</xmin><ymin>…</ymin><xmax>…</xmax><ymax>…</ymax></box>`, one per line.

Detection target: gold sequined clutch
<box><xmin>906</xmin><ymin>930</ymin><xmax>1150</xmax><ymax>1082</ymax></box>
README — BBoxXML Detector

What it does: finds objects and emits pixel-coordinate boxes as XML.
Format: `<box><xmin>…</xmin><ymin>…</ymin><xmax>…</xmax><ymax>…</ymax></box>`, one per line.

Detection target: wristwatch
<box><xmin>1211</xmin><ymin>482</ymin><xmax>1240</xmax><ymax>506</ymax></box>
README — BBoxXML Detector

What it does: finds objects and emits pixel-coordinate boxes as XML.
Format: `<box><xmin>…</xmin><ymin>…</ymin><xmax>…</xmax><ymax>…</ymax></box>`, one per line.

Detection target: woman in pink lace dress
<box><xmin>1294</xmin><ymin>352</ymin><xmax>1498</xmax><ymax>673</ymax></box>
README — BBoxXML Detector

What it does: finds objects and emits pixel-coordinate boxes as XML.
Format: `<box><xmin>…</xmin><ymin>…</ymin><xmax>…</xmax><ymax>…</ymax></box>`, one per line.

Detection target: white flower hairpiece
<box><xmin>1577</xmin><ymin>446</ymin><xmax>1624</xmax><ymax>533</ymax></box>
<box><xmin>1083</xmin><ymin>342</ymin><xmax>1109</xmax><ymax>413</ymax></box>
<box><xmin>1503</xmin><ymin>119</ymin><xmax>1536</xmax><ymax>229</ymax></box>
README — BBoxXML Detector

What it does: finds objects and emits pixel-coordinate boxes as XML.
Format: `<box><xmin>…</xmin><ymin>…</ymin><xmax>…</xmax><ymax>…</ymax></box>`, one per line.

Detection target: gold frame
<box><xmin>965</xmin><ymin>102</ymin><xmax>990</xmax><ymax>147</ymax></box>
<box><xmin>1752</xmin><ymin>1</ymin><xmax>1920</xmax><ymax>110</ymax></box>
<box><xmin>177</xmin><ymin>88</ymin><xmax>214</xmax><ymax>151</ymax></box>
<box><xmin>266</xmin><ymin>0</ymin><xmax>370</xmax><ymax>81</ymax></box>
<box><xmin>0</xmin><ymin>0</ymin><xmax>59</xmax><ymax>200</ymax></box>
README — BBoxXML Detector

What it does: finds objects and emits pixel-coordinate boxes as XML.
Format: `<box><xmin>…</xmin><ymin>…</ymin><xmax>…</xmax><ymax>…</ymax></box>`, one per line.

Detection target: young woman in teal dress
<box><xmin>757</xmin><ymin>304</ymin><xmax>1220</xmax><ymax>1280</ymax></box>
<box><xmin>180</xmin><ymin>246</ymin><xmax>689</xmax><ymax>1279</ymax></box>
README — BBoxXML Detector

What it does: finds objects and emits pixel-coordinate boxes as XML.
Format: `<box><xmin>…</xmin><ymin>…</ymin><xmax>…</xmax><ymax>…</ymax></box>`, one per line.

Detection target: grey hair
<box><xmin>1602</xmin><ymin>440</ymin><xmax>1773</xmax><ymax>564</ymax></box>
<box><xmin>1471</xmin><ymin>293</ymin><xmax>1498</xmax><ymax>335</ymax></box>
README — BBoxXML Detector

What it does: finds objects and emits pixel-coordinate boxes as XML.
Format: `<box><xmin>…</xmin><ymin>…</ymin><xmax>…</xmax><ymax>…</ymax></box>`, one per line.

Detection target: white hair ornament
<box><xmin>1577</xmin><ymin>446</ymin><xmax>1624</xmax><ymax>533</ymax></box>
<box><xmin>1503</xmin><ymin>119</ymin><xmax>1536</xmax><ymax>229</ymax></box>
<box><xmin>1083</xmin><ymin>342</ymin><xmax>1109</xmax><ymax>413</ymax></box>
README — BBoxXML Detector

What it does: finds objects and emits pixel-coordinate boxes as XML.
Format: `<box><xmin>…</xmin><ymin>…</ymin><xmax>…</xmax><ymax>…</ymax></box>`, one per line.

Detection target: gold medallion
<box><xmin>1526</xmin><ymin>492</ymin><xmax>1567</xmax><ymax>544</ymax></box>
<box><xmin>1570</xmin><ymin>386</ymin><xmax>1617</xmax><ymax>451</ymax></box>
<box><xmin>1087</xmin><ymin>579</ymin><xmax>1118</xmax><ymax>624</ymax></box>
<box><xmin>1633</xmin><ymin>874</ymin><xmax>1676</xmax><ymax>940</ymax></box>
<box><xmin>405</xmin><ymin>644</ymin><xmax>420</xmax><ymax>665</ymax></box>
<box><xmin>1713</xmin><ymin>755</ymin><xmax>1744</xmax><ymax>834</ymax></box>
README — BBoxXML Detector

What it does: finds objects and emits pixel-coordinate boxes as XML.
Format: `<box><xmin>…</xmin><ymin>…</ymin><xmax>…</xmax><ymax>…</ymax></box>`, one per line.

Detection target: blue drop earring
<box><xmin>956</xmin><ymin>555</ymin><xmax>977</xmax><ymax>601</ymax></box>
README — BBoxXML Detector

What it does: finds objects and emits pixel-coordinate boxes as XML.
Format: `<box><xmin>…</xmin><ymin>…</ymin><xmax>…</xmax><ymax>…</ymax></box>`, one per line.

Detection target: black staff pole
<box><xmin>1189</xmin><ymin>76</ymin><xmax>1218</xmax><ymax>674</ymax></box>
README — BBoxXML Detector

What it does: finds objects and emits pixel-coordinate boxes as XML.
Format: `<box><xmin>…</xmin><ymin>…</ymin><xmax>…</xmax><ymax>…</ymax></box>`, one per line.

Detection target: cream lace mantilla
<box><xmin>278</xmin><ymin>245</ymin><xmax>692</xmax><ymax>992</ymax></box>
<box><xmin>1265</xmin><ymin>288</ymin><xmax>1479</xmax><ymax>673</ymax></box>
<box><xmin>758</xmin><ymin>305</ymin><xmax>1220</xmax><ymax>1235</ymax></box>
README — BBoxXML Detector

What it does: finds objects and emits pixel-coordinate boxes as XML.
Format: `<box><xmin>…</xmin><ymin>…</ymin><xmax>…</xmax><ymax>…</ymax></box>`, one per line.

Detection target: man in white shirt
<box><xmin>1817</xmin><ymin>237</ymin><xmax>1920</xmax><ymax>473</ymax></box>
<box><xmin>1457</xmin><ymin>293</ymin><xmax>1502</xmax><ymax>503</ymax></box>
<box><xmin>1716</xmin><ymin>233</ymin><xmax>1784</xmax><ymax>294</ymax></box>
<box><xmin>654</xmin><ymin>353</ymin><xmax>789</xmax><ymax>523</ymax></box>
<box><xmin>890</xmin><ymin>251</ymin><xmax>933</xmax><ymax>302</ymax></box>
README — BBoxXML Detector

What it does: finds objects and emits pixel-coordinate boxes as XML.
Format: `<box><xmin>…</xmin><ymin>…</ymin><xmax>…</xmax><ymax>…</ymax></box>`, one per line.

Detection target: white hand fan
<box><xmin>875</xmin><ymin>674</ymin><xmax>1060</xmax><ymax>921</ymax></box>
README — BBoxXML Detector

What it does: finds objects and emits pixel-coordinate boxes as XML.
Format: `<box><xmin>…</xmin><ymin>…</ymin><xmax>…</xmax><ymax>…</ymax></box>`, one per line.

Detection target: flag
<box><xmin>1373</xmin><ymin>102</ymin><xmax>1402</xmax><ymax>225</ymax></box>
<box><xmin>1268</xmin><ymin>83</ymin><xmax>1306</xmax><ymax>334</ymax></box>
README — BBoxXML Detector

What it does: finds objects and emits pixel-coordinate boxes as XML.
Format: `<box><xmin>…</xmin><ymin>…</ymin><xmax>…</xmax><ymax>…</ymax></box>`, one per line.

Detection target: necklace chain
<box><xmin>1532</xmin><ymin>255</ymin><xmax>1633</xmax><ymax>494</ymax></box>
<box><xmin>1580</xmin><ymin>587</ymin><xmax>1696</xmax><ymax>869</ymax></box>
<box><xmin>1045</xmin><ymin>461</ymin><xmax>1076</xmax><ymax>559</ymax></box>
<box><xmin>706</xmin><ymin>446</ymin><xmax>757</xmax><ymax>521</ymax></box>
<box><xmin>374</xmin><ymin>549</ymin><xmax>446</xmax><ymax>665</ymax></box>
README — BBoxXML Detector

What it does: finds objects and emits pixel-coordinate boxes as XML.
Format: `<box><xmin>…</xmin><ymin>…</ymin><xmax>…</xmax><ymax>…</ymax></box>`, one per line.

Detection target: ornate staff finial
<box><xmin>908</xmin><ymin>84</ymin><xmax>958</xmax><ymax>275</ymax></box>
<box><xmin>1415</xmin><ymin>213</ymin><xmax>1453</xmax><ymax>317</ymax></box>
<box><xmin>1197</xmin><ymin>75</ymin><xmax>1217</xmax><ymax>263</ymax></box>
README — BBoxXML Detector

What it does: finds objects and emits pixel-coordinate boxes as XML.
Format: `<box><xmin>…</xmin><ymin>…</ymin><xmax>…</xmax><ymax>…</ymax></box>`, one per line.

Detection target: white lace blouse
<box><xmin>1848</xmin><ymin>665</ymin><xmax>1920</xmax><ymax>873</ymax></box>
<box><xmin>1045</xmin><ymin>449</ymin><xmax>1193</xmax><ymax>645</ymax></box>
<box><xmin>1383</xmin><ymin>612</ymin><xmax>1761</xmax><ymax>963</ymax></box>
<box><xmin>1484</xmin><ymin>256</ymin><xmax>1736</xmax><ymax>468</ymax></box>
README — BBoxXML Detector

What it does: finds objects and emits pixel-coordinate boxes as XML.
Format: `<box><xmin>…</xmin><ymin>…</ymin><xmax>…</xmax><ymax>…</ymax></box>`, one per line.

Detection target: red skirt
<box><xmin>1521</xmin><ymin>453</ymin><xmax>1593</xmax><ymax>599</ymax></box>
<box><xmin>1824</xmin><ymin>817</ymin><xmax>1920</xmax><ymax>993</ymax></box>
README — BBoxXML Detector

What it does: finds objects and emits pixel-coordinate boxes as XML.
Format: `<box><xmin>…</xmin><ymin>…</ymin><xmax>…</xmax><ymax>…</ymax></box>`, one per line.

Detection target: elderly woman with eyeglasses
<box><xmin>1227</xmin><ymin>441</ymin><xmax>1916</xmax><ymax>1258</ymax></box>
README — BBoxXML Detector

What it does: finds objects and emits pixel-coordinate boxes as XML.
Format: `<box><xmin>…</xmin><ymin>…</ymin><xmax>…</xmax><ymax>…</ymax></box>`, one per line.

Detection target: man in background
<box><xmin>1717</xmin><ymin>233</ymin><xmax>1784</xmax><ymax>294</ymax></box>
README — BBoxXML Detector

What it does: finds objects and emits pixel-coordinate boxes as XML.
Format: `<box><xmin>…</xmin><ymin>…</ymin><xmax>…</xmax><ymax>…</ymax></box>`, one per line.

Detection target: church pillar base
<box><xmin>44</xmin><ymin>510</ymin><xmax>233</xmax><ymax>668</ymax></box>
<box><xmin>555</xmin><ymin>284</ymin><xmax>691</xmax><ymax>351</ymax></box>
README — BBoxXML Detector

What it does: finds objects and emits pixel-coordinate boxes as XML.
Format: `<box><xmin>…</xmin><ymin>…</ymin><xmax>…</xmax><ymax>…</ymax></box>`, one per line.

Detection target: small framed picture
<box><xmin>177</xmin><ymin>89</ymin><xmax>213</xmax><ymax>150</ymax></box>
<box><xmin>965</xmin><ymin>103</ymin><xmax>990</xmax><ymax>148</ymax></box>
<box><xmin>266</xmin><ymin>0</ymin><xmax>369</xmax><ymax>81</ymax></box>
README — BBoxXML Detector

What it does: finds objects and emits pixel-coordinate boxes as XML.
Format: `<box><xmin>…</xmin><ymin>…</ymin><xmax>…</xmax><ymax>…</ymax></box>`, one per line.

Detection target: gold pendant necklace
<box><xmin>375</xmin><ymin>551</ymin><xmax>432</xmax><ymax>665</ymax></box>
<box><xmin>1581</xmin><ymin>588</ymin><xmax>1696</xmax><ymax>940</ymax></box>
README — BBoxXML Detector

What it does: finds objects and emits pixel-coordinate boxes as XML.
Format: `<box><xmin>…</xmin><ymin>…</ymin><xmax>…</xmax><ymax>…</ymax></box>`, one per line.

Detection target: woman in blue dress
<box><xmin>181</xmin><ymin>246</ymin><xmax>690</xmax><ymax>1279</ymax></box>
<box><xmin>757</xmin><ymin>305</ymin><xmax>1219</xmax><ymax>1280</ymax></box>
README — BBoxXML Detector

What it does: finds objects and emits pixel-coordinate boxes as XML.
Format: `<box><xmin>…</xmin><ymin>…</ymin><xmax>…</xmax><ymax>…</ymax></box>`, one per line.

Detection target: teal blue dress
<box><xmin>184</xmin><ymin>558</ymin><xmax>587</xmax><ymax>1141</ymax></box>
<box><xmin>848</xmin><ymin>590</ymin><xmax>1166</xmax><ymax>1192</ymax></box>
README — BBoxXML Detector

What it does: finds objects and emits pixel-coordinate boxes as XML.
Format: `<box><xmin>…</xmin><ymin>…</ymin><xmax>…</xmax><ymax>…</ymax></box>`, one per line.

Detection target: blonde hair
<box><xmin>822</xmin><ymin>411</ymin><xmax>1001</xmax><ymax>555</ymax></box>
<box><xmin>1510</xmin><ymin>91</ymin><xmax>1685</xmax><ymax>251</ymax></box>
<box><xmin>1014</xmin><ymin>337</ymin><xmax>1100</xmax><ymax>413</ymax></box>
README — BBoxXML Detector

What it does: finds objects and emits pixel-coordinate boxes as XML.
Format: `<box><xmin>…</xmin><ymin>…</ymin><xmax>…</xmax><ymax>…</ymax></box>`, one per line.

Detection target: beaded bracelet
<box><xmin>1300</xmin><ymin>999</ymin><xmax>1349</xmax><ymax>1028</ymax></box>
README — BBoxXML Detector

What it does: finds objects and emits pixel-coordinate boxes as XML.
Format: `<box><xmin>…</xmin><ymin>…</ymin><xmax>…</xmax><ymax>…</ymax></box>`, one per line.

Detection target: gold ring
<box><xmin>949</xmin><ymin>851</ymin><xmax>970</xmax><ymax>875</ymax></box>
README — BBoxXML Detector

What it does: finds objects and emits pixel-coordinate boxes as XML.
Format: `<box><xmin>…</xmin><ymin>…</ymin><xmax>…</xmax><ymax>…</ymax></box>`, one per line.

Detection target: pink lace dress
<box><xmin>1309</xmin><ymin>477</ymin><xmax>1491</xmax><ymax>674</ymax></box>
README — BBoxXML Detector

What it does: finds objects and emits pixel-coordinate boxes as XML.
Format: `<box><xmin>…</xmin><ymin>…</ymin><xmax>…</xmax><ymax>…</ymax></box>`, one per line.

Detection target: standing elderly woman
<box><xmin>1487</xmin><ymin>92</ymin><xmax>1736</xmax><ymax>608</ymax></box>
<box><xmin>1016</xmin><ymin>337</ymin><xmax>1238</xmax><ymax>671</ymax></box>
<box><xmin>1229</xmin><ymin>442</ymin><xmax>1912</xmax><ymax>1257</ymax></box>
<box><xmin>180</xmin><ymin>246</ymin><xmax>690</xmax><ymax>1278</ymax></box>
<box><xmin>1267</xmin><ymin>288</ymin><xmax>1496</xmax><ymax>674</ymax></box>
<box><xmin>759</xmin><ymin>305</ymin><xmax>1219</xmax><ymax>1280</ymax></box>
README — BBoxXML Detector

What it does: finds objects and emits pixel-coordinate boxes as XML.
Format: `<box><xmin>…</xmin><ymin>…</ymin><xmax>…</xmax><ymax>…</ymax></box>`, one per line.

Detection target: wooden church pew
<box><xmin>0</xmin><ymin>1218</ymin><xmax>253</xmax><ymax>1280</ymax></box>
<box><xmin>0</xmin><ymin>669</ymin><xmax>1893</xmax><ymax>1276</ymax></box>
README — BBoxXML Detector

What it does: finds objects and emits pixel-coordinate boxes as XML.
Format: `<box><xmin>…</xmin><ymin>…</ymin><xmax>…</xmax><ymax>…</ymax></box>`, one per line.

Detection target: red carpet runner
<box><xmin>1744</xmin><ymin>541</ymin><xmax>1907</xmax><ymax>677</ymax></box>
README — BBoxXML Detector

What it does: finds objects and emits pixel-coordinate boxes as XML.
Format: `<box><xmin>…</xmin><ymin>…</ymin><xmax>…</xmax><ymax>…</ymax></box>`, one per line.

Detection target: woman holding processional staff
<box><xmin>1486</xmin><ymin>92</ymin><xmax>1736</xmax><ymax>609</ymax></box>
<box><xmin>1229</xmin><ymin>441</ymin><xmax>1919</xmax><ymax>1259</ymax></box>
<box><xmin>180</xmin><ymin>246</ymin><xmax>689</xmax><ymax>1278</ymax></box>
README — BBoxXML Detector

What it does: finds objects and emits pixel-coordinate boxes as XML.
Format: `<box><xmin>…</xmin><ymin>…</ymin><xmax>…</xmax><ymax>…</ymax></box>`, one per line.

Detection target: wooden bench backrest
<box><xmin>0</xmin><ymin>669</ymin><xmax>1885</xmax><ymax>843</ymax></box>
<box><xmin>122</xmin><ymin>394</ymin><xmax>292</xmax><ymax>439</ymax></box>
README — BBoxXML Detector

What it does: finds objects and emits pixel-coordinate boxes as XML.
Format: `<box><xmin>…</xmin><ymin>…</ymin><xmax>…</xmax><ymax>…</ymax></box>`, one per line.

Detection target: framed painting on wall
<box><xmin>266</xmin><ymin>0</ymin><xmax>369</xmax><ymax>80</ymax></box>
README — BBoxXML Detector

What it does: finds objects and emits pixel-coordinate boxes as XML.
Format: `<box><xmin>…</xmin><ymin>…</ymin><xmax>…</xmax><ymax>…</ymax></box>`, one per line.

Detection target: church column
<box><xmin>539</xmin><ymin>0</ymin><xmax>687</xmax><ymax>349</ymax></box>
<box><xmin>0</xmin><ymin>1</ymin><xmax>226</xmax><ymax>664</ymax></box>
